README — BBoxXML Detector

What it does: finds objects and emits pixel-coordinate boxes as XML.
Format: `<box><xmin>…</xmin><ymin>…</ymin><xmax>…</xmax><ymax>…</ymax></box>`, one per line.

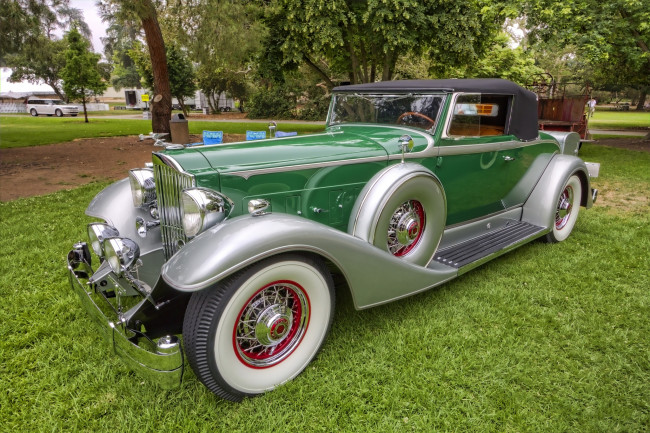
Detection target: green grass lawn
<box><xmin>588</xmin><ymin>110</ymin><xmax>650</xmax><ymax>130</ymax></box>
<box><xmin>0</xmin><ymin>144</ymin><xmax>648</xmax><ymax>431</ymax></box>
<box><xmin>0</xmin><ymin>116</ymin><xmax>325</xmax><ymax>148</ymax></box>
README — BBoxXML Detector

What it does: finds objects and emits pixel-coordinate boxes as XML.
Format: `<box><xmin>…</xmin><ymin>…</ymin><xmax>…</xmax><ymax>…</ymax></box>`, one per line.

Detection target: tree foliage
<box><xmin>129</xmin><ymin>42</ymin><xmax>195</xmax><ymax>115</ymax></box>
<box><xmin>265</xmin><ymin>0</ymin><xmax>509</xmax><ymax>85</ymax></box>
<box><xmin>431</xmin><ymin>33</ymin><xmax>543</xmax><ymax>85</ymax></box>
<box><xmin>524</xmin><ymin>0</ymin><xmax>650</xmax><ymax>109</ymax></box>
<box><xmin>6</xmin><ymin>36</ymin><xmax>68</xmax><ymax>100</ymax></box>
<box><xmin>189</xmin><ymin>0</ymin><xmax>263</xmax><ymax>112</ymax></box>
<box><xmin>1</xmin><ymin>0</ymin><xmax>91</xmax><ymax>97</ymax></box>
<box><xmin>61</xmin><ymin>27</ymin><xmax>107</xmax><ymax>122</ymax></box>
<box><xmin>99</xmin><ymin>4</ymin><xmax>143</xmax><ymax>90</ymax></box>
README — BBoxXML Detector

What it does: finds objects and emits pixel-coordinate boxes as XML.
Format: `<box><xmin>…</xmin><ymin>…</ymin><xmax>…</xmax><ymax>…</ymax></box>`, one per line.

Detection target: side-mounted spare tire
<box><xmin>348</xmin><ymin>163</ymin><xmax>446</xmax><ymax>267</ymax></box>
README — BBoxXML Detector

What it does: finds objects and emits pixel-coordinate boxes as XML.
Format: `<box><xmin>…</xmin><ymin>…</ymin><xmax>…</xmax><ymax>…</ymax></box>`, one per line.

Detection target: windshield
<box><xmin>328</xmin><ymin>93</ymin><xmax>445</xmax><ymax>131</ymax></box>
<box><xmin>52</xmin><ymin>100</ymin><xmax>65</xmax><ymax>105</ymax></box>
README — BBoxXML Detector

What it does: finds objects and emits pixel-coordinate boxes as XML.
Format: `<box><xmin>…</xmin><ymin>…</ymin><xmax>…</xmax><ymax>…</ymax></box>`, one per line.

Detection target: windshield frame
<box><xmin>326</xmin><ymin>92</ymin><xmax>447</xmax><ymax>133</ymax></box>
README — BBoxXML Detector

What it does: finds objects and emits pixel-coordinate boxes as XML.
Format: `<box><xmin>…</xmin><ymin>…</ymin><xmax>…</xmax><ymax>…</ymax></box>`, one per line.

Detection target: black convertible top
<box><xmin>333</xmin><ymin>79</ymin><xmax>539</xmax><ymax>141</ymax></box>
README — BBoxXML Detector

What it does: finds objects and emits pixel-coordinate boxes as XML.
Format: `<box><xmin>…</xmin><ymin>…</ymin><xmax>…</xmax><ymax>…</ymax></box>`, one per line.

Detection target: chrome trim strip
<box><xmin>152</xmin><ymin>152</ymin><xmax>188</xmax><ymax>174</ymax></box>
<box><xmin>437</xmin><ymin>138</ymin><xmax>557</xmax><ymax>156</ymax></box>
<box><xmin>227</xmin><ymin>155</ymin><xmax>388</xmax><ymax>180</ymax></box>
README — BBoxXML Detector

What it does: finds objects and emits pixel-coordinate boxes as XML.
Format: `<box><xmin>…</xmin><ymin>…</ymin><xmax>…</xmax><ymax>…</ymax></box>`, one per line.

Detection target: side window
<box><xmin>448</xmin><ymin>94</ymin><xmax>511</xmax><ymax>137</ymax></box>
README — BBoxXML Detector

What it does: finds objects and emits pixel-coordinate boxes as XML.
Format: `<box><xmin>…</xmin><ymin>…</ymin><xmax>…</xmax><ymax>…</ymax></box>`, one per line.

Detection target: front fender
<box><xmin>86</xmin><ymin>178</ymin><xmax>163</xmax><ymax>255</ymax></box>
<box><xmin>86</xmin><ymin>179</ymin><xmax>165</xmax><ymax>287</ymax></box>
<box><xmin>161</xmin><ymin>213</ymin><xmax>457</xmax><ymax>309</ymax></box>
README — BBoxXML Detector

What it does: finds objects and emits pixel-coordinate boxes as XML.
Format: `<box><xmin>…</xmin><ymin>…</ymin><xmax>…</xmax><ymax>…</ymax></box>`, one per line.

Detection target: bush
<box><xmin>247</xmin><ymin>87</ymin><xmax>295</xmax><ymax>119</ymax></box>
<box><xmin>295</xmin><ymin>94</ymin><xmax>329</xmax><ymax>121</ymax></box>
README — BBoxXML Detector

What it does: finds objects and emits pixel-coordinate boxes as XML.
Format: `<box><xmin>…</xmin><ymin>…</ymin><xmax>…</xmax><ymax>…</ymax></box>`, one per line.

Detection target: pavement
<box><xmin>589</xmin><ymin>129</ymin><xmax>648</xmax><ymax>137</ymax></box>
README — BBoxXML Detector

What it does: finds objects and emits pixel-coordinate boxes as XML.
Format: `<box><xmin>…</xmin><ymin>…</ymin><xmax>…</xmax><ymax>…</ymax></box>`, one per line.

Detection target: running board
<box><xmin>433</xmin><ymin>221</ymin><xmax>546</xmax><ymax>274</ymax></box>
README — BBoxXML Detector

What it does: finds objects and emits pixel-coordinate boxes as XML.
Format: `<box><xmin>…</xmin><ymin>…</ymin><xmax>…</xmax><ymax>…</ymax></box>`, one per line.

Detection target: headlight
<box><xmin>181</xmin><ymin>188</ymin><xmax>234</xmax><ymax>238</ymax></box>
<box><xmin>129</xmin><ymin>168</ymin><xmax>156</xmax><ymax>207</ymax></box>
<box><xmin>87</xmin><ymin>223</ymin><xmax>120</xmax><ymax>258</ymax></box>
<box><xmin>104</xmin><ymin>238</ymin><xmax>140</xmax><ymax>277</ymax></box>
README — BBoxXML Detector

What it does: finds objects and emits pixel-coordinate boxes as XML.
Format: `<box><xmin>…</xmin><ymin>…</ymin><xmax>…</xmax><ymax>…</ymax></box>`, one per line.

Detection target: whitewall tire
<box><xmin>544</xmin><ymin>174</ymin><xmax>582</xmax><ymax>243</ymax></box>
<box><xmin>183</xmin><ymin>253</ymin><xmax>335</xmax><ymax>401</ymax></box>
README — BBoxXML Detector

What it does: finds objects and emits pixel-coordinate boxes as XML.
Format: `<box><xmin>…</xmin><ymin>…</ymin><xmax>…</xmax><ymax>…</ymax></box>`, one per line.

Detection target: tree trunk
<box><xmin>177</xmin><ymin>96</ymin><xmax>189</xmax><ymax>117</ymax></box>
<box><xmin>139</xmin><ymin>1</ymin><xmax>171</xmax><ymax>133</ymax></box>
<box><xmin>302</xmin><ymin>53</ymin><xmax>335</xmax><ymax>88</ymax></box>
<box><xmin>82</xmin><ymin>92</ymin><xmax>89</xmax><ymax>123</ymax></box>
<box><xmin>636</xmin><ymin>88</ymin><xmax>647</xmax><ymax>111</ymax></box>
<box><xmin>47</xmin><ymin>80</ymin><xmax>66</xmax><ymax>102</ymax></box>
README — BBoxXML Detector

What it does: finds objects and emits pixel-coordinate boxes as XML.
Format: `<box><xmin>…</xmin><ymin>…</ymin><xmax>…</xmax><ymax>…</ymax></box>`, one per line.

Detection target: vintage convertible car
<box><xmin>67</xmin><ymin>79</ymin><xmax>599</xmax><ymax>401</ymax></box>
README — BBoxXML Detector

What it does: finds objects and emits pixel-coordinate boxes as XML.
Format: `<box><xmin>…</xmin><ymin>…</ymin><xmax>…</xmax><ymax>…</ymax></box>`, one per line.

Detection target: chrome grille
<box><xmin>152</xmin><ymin>153</ymin><xmax>195</xmax><ymax>259</ymax></box>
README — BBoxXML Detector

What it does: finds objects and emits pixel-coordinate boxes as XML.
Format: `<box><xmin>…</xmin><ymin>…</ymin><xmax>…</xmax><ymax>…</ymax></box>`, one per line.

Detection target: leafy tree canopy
<box><xmin>265</xmin><ymin>0</ymin><xmax>512</xmax><ymax>85</ymax></box>
<box><xmin>1</xmin><ymin>0</ymin><xmax>92</xmax><ymax>98</ymax></box>
<box><xmin>61</xmin><ymin>26</ymin><xmax>108</xmax><ymax>122</ymax></box>
<box><xmin>524</xmin><ymin>0</ymin><xmax>649</xmax><ymax>107</ymax></box>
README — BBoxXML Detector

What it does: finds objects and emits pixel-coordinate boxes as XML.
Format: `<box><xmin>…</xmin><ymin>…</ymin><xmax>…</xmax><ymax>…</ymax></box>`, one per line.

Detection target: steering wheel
<box><xmin>397</xmin><ymin>111</ymin><xmax>435</xmax><ymax>129</ymax></box>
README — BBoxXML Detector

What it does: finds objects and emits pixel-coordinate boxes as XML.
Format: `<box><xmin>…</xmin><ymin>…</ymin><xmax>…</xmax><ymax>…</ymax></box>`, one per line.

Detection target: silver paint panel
<box><xmin>522</xmin><ymin>154</ymin><xmax>591</xmax><ymax>229</ymax></box>
<box><xmin>86</xmin><ymin>178</ymin><xmax>165</xmax><ymax>287</ymax></box>
<box><xmin>161</xmin><ymin>213</ymin><xmax>458</xmax><ymax>309</ymax></box>
<box><xmin>543</xmin><ymin>131</ymin><xmax>580</xmax><ymax>156</ymax></box>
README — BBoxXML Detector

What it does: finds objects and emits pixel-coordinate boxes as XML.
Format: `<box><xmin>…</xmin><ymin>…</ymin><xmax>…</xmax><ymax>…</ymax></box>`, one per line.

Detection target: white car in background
<box><xmin>26</xmin><ymin>98</ymin><xmax>79</xmax><ymax>117</ymax></box>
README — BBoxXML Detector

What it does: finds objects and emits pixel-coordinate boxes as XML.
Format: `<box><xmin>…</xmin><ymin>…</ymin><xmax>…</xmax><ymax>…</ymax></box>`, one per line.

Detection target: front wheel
<box><xmin>55</xmin><ymin>109</ymin><xmax>63</xmax><ymax>117</ymax></box>
<box><xmin>183</xmin><ymin>253</ymin><xmax>335</xmax><ymax>401</ymax></box>
<box><xmin>544</xmin><ymin>175</ymin><xmax>582</xmax><ymax>243</ymax></box>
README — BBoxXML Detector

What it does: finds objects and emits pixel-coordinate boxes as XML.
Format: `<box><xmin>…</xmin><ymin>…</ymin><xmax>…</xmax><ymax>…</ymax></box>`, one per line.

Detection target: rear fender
<box><xmin>522</xmin><ymin>154</ymin><xmax>592</xmax><ymax>229</ymax></box>
<box><xmin>161</xmin><ymin>214</ymin><xmax>457</xmax><ymax>309</ymax></box>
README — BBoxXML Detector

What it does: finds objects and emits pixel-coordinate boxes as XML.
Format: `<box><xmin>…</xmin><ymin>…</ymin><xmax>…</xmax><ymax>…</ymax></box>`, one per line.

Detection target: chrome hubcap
<box><xmin>234</xmin><ymin>281</ymin><xmax>309</xmax><ymax>367</ymax></box>
<box><xmin>254</xmin><ymin>305</ymin><xmax>293</xmax><ymax>346</ymax></box>
<box><xmin>555</xmin><ymin>186</ymin><xmax>574</xmax><ymax>230</ymax></box>
<box><xmin>387</xmin><ymin>200</ymin><xmax>425</xmax><ymax>256</ymax></box>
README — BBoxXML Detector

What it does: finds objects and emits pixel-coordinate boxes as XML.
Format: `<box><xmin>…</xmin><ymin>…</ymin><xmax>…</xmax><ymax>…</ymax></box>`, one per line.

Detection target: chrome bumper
<box><xmin>67</xmin><ymin>243</ymin><xmax>183</xmax><ymax>388</ymax></box>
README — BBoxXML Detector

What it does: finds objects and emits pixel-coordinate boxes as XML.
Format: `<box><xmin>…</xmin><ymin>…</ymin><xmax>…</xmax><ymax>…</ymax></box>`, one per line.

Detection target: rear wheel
<box><xmin>183</xmin><ymin>253</ymin><xmax>335</xmax><ymax>401</ymax></box>
<box><xmin>544</xmin><ymin>175</ymin><xmax>582</xmax><ymax>243</ymax></box>
<box><xmin>30</xmin><ymin>109</ymin><xmax>38</xmax><ymax>117</ymax></box>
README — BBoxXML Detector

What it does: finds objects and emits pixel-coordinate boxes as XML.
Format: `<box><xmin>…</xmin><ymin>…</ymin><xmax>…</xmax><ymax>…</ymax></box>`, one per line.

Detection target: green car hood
<box><xmin>187</xmin><ymin>127</ymin><xmax>394</xmax><ymax>174</ymax></box>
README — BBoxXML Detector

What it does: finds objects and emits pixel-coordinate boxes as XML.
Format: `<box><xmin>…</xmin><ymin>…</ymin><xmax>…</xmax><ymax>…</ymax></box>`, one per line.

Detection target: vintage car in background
<box><xmin>67</xmin><ymin>79</ymin><xmax>599</xmax><ymax>402</ymax></box>
<box><xmin>26</xmin><ymin>97</ymin><xmax>79</xmax><ymax>117</ymax></box>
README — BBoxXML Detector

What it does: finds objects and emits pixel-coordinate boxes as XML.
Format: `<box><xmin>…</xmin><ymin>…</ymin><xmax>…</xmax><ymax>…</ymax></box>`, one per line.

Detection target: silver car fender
<box><xmin>160</xmin><ymin>213</ymin><xmax>458</xmax><ymax>309</ymax></box>
<box><xmin>522</xmin><ymin>154</ymin><xmax>592</xmax><ymax>229</ymax></box>
<box><xmin>86</xmin><ymin>178</ymin><xmax>163</xmax><ymax>254</ymax></box>
<box><xmin>86</xmin><ymin>178</ymin><xmax>165</xmax><ymax>287</ymax></box>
